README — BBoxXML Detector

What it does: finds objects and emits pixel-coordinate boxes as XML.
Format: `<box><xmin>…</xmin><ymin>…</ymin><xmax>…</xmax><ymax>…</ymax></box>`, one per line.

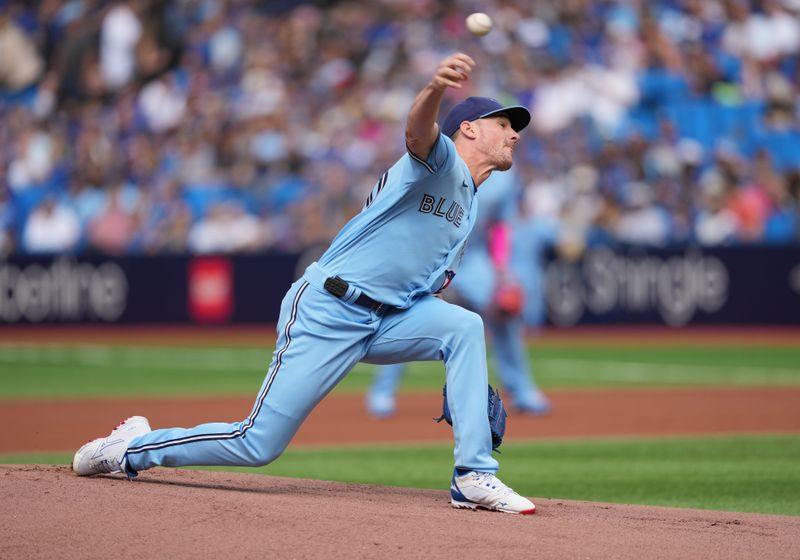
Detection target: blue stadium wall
<box><xmin>1</xmin><ymin>247</ymin><xmax>799</xmax><ymax>326</ymax></box>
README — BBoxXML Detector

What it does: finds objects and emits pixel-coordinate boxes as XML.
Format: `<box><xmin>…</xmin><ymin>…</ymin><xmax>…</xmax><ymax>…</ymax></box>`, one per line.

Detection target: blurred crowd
<box><xmin>1</xmin><ymin>0</ymin><xmax>799</xmax><ymax>256</ymax></box>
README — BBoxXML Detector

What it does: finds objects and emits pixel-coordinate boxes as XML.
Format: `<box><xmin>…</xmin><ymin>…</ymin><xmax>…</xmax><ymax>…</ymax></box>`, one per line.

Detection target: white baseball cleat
<box><xmin>450</xmin><ymin>469</ymin><xmax>536</xmax><ymax>514</ymax></box>
<box><xmin>72</xmin><ymin>416</ymin><xmax>151</xmax><ymax>476</ymax></box>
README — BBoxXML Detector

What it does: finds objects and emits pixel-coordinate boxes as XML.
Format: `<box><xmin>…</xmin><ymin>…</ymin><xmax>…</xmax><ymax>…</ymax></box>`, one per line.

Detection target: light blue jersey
<box><xmin>318</xmin><ymin>135</ymin><xmax>477</xmax><ymax>308</ymax></box>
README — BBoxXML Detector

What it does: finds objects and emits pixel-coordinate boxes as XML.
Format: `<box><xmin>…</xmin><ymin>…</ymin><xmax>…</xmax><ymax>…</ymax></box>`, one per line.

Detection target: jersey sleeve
<box><xmin>405</xmin><ymin>133</ymin><xmax>457</xmax><ymax>179</ymax></box>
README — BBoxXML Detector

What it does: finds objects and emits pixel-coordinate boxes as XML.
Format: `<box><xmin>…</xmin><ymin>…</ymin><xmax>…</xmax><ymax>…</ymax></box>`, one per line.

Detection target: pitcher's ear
<box><xmin>459</xmin><ymin>120</ymin><xmax>479</xmax><ymax>139</ymax></box>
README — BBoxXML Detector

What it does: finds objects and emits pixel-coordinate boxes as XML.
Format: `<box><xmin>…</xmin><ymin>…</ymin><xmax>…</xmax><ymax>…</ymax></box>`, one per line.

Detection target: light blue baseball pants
<box><xmin>125</xmin><ymin>265</ymin><xmax>498</xmax><ymax>475</ymax></box>
<box><xmin>371</xmin><ymin>248</ymin><xmax>538</xmax><ymax>405</ymax></box>
<box><xmin>371</xmin><ymin>315</ymin><xmax>536</xmax><ymax>404</ymax></box>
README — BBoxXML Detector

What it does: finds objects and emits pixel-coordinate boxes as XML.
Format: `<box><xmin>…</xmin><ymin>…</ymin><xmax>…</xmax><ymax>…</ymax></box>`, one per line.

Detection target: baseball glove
<box><xmin>434</xmin><ymin>383</ymin><xmax>507</xmax><ymax>451</ymax></box>
<box><xmin>493</xmin><ymin>281</ymin><xmax>525</xmax><ymax>316</ymax></box>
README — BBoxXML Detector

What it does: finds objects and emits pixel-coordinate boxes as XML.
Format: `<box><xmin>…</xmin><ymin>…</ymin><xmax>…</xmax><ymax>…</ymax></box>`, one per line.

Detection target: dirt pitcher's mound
<box><xmin>2</xmin><ymin>465</ymin><xmax>798</xmax><ymax>560</ymax></box>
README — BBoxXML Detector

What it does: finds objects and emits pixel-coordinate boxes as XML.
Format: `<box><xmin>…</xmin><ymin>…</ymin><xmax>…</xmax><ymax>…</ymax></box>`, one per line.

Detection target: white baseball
<box><xmin>466</xmin><ymin>12</ymin><xmax>492</xmax><ymax>36</ymax></box>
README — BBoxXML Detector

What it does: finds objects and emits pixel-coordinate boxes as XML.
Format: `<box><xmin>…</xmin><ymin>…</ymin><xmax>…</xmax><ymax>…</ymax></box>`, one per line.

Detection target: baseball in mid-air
<box><xmin>466</xmin><ymin>12</ymin><xmax>492</xmax><ymax>36</ymax></box>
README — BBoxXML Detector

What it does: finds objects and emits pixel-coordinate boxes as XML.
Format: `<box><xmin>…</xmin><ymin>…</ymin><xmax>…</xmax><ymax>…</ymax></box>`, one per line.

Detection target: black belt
<box><xmin>323</xmin><ymin>276</ymin><xmax>394</xmax><ymax>315</ymax></box>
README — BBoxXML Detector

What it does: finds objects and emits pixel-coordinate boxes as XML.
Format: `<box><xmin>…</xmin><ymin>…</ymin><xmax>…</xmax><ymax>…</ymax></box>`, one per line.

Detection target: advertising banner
<box><xmin>544</xmin><ymin>246</ymin><xmax>800</xmax><ymax>326</ymax></box>
<box><xmin>1</xmin><ymin>246</ymin><xmax>798</xmax><ymax>326</ymax></box>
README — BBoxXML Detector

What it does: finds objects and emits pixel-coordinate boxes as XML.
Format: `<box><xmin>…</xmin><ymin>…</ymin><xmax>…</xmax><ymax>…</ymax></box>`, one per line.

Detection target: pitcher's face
<box><xmin>475</xmin><ymin>115</ymin><xmax>520</xmax><ymax>171</ymax></box>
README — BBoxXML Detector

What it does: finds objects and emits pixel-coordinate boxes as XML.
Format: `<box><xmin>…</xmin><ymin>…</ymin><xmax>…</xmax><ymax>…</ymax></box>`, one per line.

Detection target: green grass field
<box><xmin>1</xmin><ymin>342</ymin><xmax>799</xmax><ymax>398</ymax></box>
<box><xmin>1</xmin><ymin>337</ymin><xmax>799</xmax><ymax>516</ymax></box>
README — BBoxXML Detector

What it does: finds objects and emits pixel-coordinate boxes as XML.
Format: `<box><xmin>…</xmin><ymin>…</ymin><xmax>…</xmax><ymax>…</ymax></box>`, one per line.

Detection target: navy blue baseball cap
<box><xmin>441</xmin><ymin>96</ymin><xmax>531</xmax><ymax>138</ymax></box>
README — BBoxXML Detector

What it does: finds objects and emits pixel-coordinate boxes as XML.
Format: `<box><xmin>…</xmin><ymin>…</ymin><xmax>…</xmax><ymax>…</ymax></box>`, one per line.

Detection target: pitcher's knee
<box><xmin>448</xmin><ymin>308</ymin><xmax>484</xmax><ymax>343</ymax></box>
<box><xmin>248</xmin><ymin>442</ymin><xmax>287</xmax><ymax>467</ymax></box>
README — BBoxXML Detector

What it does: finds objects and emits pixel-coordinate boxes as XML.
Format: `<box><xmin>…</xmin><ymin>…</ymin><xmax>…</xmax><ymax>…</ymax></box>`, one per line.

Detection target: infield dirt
<box><xmin>2</xmin><ymin>464</ymin><xmax>799</xmax><ymax>560</ymax></box>
<box><xmin>2</xmin><ymin>387</ymin><xmax>800</xmax><ymax>453</ymax></box>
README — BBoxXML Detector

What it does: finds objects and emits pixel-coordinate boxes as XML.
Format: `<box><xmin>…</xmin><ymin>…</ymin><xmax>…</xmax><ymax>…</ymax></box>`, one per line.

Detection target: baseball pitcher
<box><xmin>73</xmin><ymin>52</ymin><xmax>537</xmax><ymax>515</ymax></box>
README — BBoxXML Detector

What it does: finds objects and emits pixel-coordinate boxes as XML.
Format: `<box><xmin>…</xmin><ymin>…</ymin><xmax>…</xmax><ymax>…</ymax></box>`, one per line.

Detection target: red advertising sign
<box><xmin>188</xmin><ymin>257</ymin><xmax>233</xmax><ymax>322</ymax></box>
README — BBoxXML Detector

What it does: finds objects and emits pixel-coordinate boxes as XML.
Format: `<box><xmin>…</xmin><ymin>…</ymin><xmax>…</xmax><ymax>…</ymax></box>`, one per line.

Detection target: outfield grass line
<box><xmin>2</xmin><ymin>344</ymin><xmax>799</xmax><ymax>392</ymax></box>
<box><xmin>342</xmin><ymin>358</ymin><xmax>800</xmax><ymax>384</ymax></box>
<box><xmin>536</xmin><ymin>359</ymin><xmax>800</xmax><ymax>383</ymax></box>
<box><xmin>0</xmin><ymin>344</ymin><xmax>270</xmax><ymax>371</ymax></box>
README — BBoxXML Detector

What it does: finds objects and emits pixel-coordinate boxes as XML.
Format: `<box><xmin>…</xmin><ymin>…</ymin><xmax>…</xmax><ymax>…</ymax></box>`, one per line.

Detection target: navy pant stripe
<box><xmin>127</xmin><ymin>282</ymin><xmax>310</xmax><ymax>455</ymax></box>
